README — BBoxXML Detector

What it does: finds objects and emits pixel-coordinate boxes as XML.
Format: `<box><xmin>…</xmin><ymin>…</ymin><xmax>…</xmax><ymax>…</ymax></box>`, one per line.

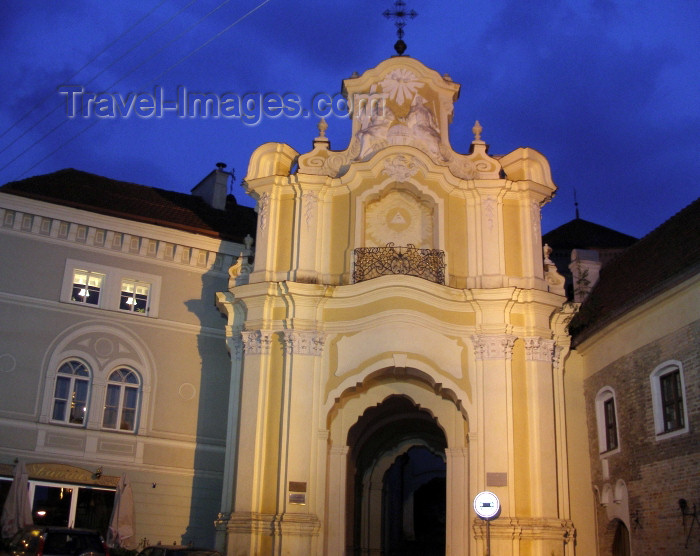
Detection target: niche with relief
<box><xmin>363</xmin><ymin>186</ymin><xmax>435</xmax><ymax>249</ymax></box>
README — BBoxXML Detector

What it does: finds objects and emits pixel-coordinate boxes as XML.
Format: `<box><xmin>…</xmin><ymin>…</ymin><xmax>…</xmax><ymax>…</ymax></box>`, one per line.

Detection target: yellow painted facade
<box><xmin>216</xmin><ymin>56</ymin><xmax>594</xmax><ymax>555</ymax></box>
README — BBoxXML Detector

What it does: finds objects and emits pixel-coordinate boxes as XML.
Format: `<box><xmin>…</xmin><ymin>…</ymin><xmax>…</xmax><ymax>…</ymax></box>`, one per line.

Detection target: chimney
<box><xmin>569</xmin><ymin>249</ymin><xmax>602</xmax><ymax>303</ymax></box>
<box><xmin>191</xmin><ymin>162</ymin><xmax>230</xmax><ymax>210</ymax></box>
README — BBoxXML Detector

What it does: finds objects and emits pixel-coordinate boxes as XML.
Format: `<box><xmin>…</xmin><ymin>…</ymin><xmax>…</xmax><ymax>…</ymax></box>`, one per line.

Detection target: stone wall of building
<box><xmin>583</xmin><ymin>319</ymin><xmax>700</xmax><ymax>555</ymax></box>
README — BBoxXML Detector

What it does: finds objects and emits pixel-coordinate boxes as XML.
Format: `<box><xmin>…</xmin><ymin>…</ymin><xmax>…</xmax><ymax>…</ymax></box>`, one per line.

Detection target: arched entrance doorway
<box><xmin>347</xmin><ymin>395</ymin><xmax>447</xmax><ymax>555</ymax></box>
<box><xmin>611</xmin><ymin>519</ymin><xmax>630</xmax><ymax>556</ymax></box>
<box><xmin>324</xmin><ymin>372</ymin><xmax>472</xmax><ymax>556</ymax></box>
<box><xmin>600</xmin><ymin>518</ymin><xmax>631</xmax><ymax>556</ymax></box>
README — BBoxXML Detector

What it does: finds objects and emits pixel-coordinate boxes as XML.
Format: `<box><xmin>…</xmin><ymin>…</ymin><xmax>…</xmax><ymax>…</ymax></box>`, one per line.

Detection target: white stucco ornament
<box><xmin>383</xmin><ymin>154</ymin><xmax>420</xmax><ymax>182</ymax></box>
<box><xmin>473</xmin><ymin>491</ymin><xmax>500</xmax><ymax>520</ymax></box>
<box><xmin>380</xmin><ymin>68</ymin><xmax>423</xmax><ymax>105</ymax></box>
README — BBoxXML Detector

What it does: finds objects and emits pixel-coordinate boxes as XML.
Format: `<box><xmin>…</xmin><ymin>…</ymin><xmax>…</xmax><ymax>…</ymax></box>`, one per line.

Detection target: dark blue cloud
<box><xmin>0</xmin><ymin>0</ymin><xmax>697</xmax><ymax>238</ymax></box>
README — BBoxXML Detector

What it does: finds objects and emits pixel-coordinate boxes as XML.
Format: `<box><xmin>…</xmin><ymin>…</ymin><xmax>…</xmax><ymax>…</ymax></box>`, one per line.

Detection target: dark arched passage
<box><xmin>347</xmin><ymin>395</ymin><xmax>447</xmax><ymax>555</ymax></box>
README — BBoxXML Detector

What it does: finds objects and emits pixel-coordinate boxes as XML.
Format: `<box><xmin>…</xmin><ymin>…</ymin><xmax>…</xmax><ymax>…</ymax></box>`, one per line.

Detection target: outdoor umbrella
<box><xmin>1</xmin><ymin>460</ymin><xmax>33</xmax><ymax>539</ymax></box>
<box><xmin>107</xmin><ymin>473</ymin><xmax>135</xmax><ymax>549</ymax></box>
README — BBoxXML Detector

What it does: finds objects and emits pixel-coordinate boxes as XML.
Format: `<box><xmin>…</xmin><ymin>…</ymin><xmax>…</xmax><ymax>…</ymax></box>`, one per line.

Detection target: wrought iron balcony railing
<box><xmin>353</xmin><ymin>243</ymin><xmax>445</xmax><ymax>285</ymax></box>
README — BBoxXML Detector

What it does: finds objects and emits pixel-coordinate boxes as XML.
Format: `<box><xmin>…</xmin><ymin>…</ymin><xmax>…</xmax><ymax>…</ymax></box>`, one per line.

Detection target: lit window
<box><xmin>102</xmin><ymin>368</ymin><xmax>140</xmax><ymax>432</ymax></box>
<box><xmin>651</xmin><ymin>361</ymin><xmax>689</xmax><ymax>439</ymax></box>
<box><xmin>71</xmin><ymin>270</ymin><xmax>104</xmax><ymax>305</ymax></box>
<box><xmin>119</xmin><ymin>280</ymin><xmax>150</xmax><ymax>314</ymax></box>
<box><xmin>52</xmin><ymin>360</ymin><xmax>90</xmax><ymax>426</ymax></box>
<box><xmin>62</xmin><ymin>259</ymin><xmax>162</xmax><ymax>317</ymax></box>
<box><xmin>595</xmin><ymin>387</ymin><xmax>620</xmax><ymax>454</ymax></box>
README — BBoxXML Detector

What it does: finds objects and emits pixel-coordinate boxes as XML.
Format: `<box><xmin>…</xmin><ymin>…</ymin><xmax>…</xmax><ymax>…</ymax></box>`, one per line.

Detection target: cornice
<box><xmin>1</xmin><ymin>195</ymin><xmax>244</xmax><ymax>276</ymax></box>
<box><xmin>323</xmin><ymin>274</ymin><xmax>473</xmax><ymax>306</ymax></box>
<box><xmin>335</xmin><ymin>145</ymin><xmax>466</xmax><ymax>192</ymax></box>
<box><xmin>0</xmin><ymin>192</ymin><xmax>241</xmax><ymax>254</ymax></box>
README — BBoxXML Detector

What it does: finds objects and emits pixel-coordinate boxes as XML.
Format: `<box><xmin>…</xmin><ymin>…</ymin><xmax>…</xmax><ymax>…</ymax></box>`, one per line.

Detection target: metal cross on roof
<box><xmin>383</xmin><ymin>0</ymin><xmax>418</xmax><ymax>56</ymax></box>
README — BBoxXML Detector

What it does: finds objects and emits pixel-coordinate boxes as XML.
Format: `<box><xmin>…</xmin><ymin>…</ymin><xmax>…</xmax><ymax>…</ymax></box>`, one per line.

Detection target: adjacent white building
<box><xmin>0</xmin><ymin>165</ymin><xmax>255</xmax><ymax>547</ymax></box>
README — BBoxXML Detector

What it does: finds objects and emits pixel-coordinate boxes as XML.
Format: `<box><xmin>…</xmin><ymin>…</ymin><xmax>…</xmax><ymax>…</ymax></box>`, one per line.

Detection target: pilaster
<box><xmin>290</xmin><ymin>178</ymin><xmax>325</xmax><ymax>283</ymax></box>
<box><xmin>326</xmin><ymin>446</ymin><xmax>349</xmax><ymax>555</ymax></box>
<box><xmin>269</xmin><ymin>329</ymin><xmax>325</xmax><ymax>554</ymax></box>
<box><xmin>524</xmin><ymin>337</ymin><xmax>559</xmax><ymax>519</ymax></box>
<box><xmin>445</xmin><ymin>447</ymin><xmax>470</xmax><ymax>556</ymax></box>
<box><xmin>472</xmin><ymin>333</ymin><xmax>516</xmax><ymax>518</ymax></box>
<box><xmin>475</xmin><ymin>188</ymin><xmax>507</xmax><ymax>287</ymax></box>
<box><xmin>232</xmin><ymin>330</ymin><xmax>274</xmax><ymax>515</ymax></box>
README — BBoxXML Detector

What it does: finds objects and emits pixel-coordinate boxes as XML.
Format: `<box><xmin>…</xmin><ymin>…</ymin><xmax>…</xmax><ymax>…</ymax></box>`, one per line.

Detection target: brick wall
<box><xmin>583</xmin><ymin>319</ymin><xmax>700</xmax><ymax>555</ymax></box>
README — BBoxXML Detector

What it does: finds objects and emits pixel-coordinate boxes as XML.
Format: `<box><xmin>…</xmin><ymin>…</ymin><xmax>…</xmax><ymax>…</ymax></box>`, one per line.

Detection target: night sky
<box><xmin>1</xmin><ymin>0</ymin><xmax>698</xmax><ymax>237</ymax></box>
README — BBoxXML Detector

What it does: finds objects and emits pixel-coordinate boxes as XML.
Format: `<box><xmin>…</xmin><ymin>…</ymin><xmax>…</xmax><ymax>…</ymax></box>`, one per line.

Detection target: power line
<box><xmin>0</xmin><ymin>116</ymin><xmax>72</xmax><ymax>175</ymax></box>
<box><xmin>12</xmin><ymin>0</ymin><xmax>275</xmax><ymax>180</ymax></box>
<box><xmin>2</xmin><ymin>0</ymin><xmax>230</xmax><ymax>173</ymax></box>
<box><xmin>107</xmin><ymin>0</ymin><xmax>237</xmax><ymax>88</ymax></box>
<box><xmin>0</xmin><ymin>0</ymin><xmax>199</xmax><ymax>158</ymax></box>
<box><xmin>73</xmin><ymin>0</ymin><xmax>203</xmax><ymax>101</ymax></box>
<box><xmin>1</xmin><ymin>0</ymin><xmax>205</xmax><ymax>174</ymax></box>
<box><xmin>151</xmin><ymin>0</ymin><xmax>274</xmax><ymax>83</ymax></box>
<box><xmin>0</xmin><ymin>0</ymin><xmax>169</xmax><ymax>143</ymax></box>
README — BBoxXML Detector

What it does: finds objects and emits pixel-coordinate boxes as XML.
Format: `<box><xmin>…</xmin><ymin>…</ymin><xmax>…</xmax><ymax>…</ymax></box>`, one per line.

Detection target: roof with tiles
<box><xmin>0</xmin><ymin>168</ymin><xmax>257</xmax><ymax>243</ymax></box>
<box><xmin>569</xmin><ymin>197</ymin><xmax>700</xmax><ymax>345</ymax></box>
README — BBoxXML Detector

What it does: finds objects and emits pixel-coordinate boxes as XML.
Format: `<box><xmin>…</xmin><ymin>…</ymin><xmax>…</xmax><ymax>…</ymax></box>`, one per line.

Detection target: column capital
<box><xmin>330</xmin><ymin>445</ymin><xmax>350</xmax><ymax>456</ymax></box>
<box><xmin>281</xmin><ymin>330</ymin><xmax>325</xmax><ymax>356</ymax></box>
<box><xmin>472</xmin><ymin>333</ymin><xmax>517</xmax><ymax>360</ymax></box>
<box><xmin>241</xmin><ymin>330</ymin><xmax>274</xmax><ymax>355</ymax></box>
<box><xmin>445</xmin><ymin>447</ymin><xmax>469</xmax><ymax>457</ymax></box>
<box><xmin>524</xmin><ymin>337</ymin><xmax>556</xmax><ymax>363</ymax></box>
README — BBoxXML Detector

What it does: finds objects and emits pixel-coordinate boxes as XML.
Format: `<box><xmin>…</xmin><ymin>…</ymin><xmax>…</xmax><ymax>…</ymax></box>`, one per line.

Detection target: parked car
<box><xmin>2</xmin><ymin>527</ymin><xmax>108</xmax><ymax>556</ymax></box>
<box><xmin>137</xmin><ymin>546</ymin><xmax>220</xmax><ymax>556</ymax></box>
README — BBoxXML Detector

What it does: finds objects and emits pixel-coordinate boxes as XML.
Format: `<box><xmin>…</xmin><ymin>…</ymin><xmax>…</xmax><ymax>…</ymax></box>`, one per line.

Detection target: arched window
<box><xmin>595</xmin><ymin>387</ymin><xmax>620</xmax><ymax>454</ymax></box>
<box><xmin>102</xmin><ymin>367</ymin><xmax>140</xmax><ymax>432</ymax></box>
<box><xmin>52</xmin><ymin>360</ymin><xmax>90</xmax><ymax>426</ymax></box>
<box><xmin>651</xmin><ymin>361</ymin><xmax>688</xmax><ymax>439</ymax></box>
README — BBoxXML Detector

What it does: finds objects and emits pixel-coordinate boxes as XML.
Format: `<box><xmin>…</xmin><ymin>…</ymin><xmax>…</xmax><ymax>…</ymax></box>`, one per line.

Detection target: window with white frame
<box><xmin>102</xmin><ymin>367</ymin><xmax>140</xmax><ymax>432</ymax></box>
<box><xmin>40</xmin><ymin>327</ymin><xmax>153</xmax><ymax>440</ymax></box>
<box><xmin>595</xmin><ymin>387</ymin><xmax>620</xmax><ymax>454</ymax></box>
<box><xmin>651</xmin><ymin>361</ymin><xmax>689</xmax><ymax>438</ymax></box>
<box><xmin>71</xmin><ymin>270</ymin><xmax>104</xmax><ymax>306</ymax></box>
<box><xmin>119</xmin><ymin>280</ymin><xmax>150</xmax><ymax>313</ymax></box>
<box><xmin>51</xmin><ymin>360</ymin><xmax>90</xmax><ymax>426</ymax></box>
<box><xmin>61</xmin><ymin>259</ymin><xmax>161</xmax><ymax>317</ymax></box>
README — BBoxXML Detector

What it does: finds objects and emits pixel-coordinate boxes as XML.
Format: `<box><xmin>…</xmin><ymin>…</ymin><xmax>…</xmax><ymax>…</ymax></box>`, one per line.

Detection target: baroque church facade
<box><xmin>215</xmin><ymin>55</ymin><xmax>592</xmax><ymax>555</ymax></box>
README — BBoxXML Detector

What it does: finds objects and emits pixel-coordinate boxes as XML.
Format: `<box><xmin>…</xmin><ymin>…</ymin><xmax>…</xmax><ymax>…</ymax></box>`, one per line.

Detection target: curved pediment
<box><xmin>343</xmin><ymin>57</ymin><xmax>458</xmax><ymax>155</ymax></box>
<box><xmin>297</xmin><ymin>57</ymin><xmax>502</xmax><ymax>180</ymax></box>
<box><xmin>337</xmin><ymin>145</ymin><xmax>460</xmax><ymax>190</ymax></box>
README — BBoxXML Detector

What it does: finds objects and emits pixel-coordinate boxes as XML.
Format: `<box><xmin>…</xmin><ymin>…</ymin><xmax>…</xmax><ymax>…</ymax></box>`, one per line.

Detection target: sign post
<box><xmin>473</xmin><ymin>491</ymin><xmax>500</xmax><ymax>556</ymax></box>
